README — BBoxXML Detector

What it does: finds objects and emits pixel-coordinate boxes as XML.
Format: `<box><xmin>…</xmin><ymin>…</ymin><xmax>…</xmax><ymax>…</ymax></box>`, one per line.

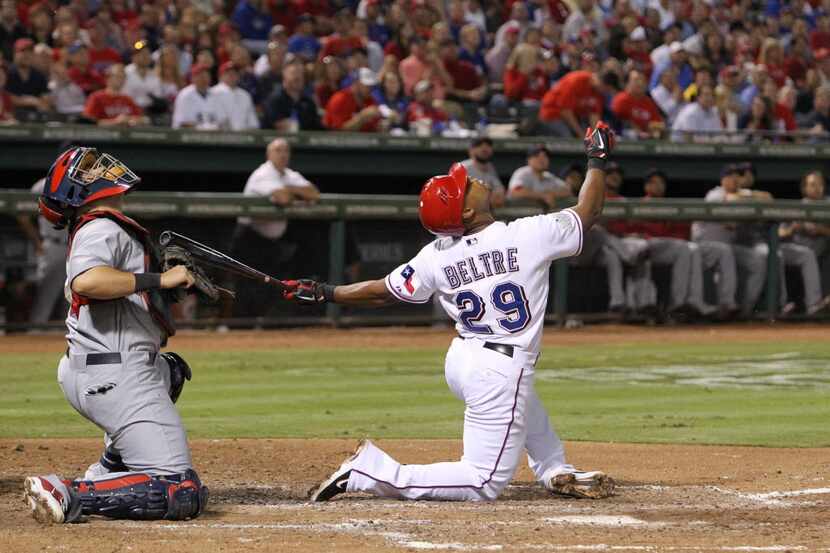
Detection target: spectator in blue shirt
<box><xmin>365</xmin><ymin>0</ymin><xmax>391</xmax><ymax>46</ymax></box>
<box><xmin>458</xmin><ymin>24</ymin><xmax>488</xmax><ymax>77</ymax></box>
<box><xmin>231</xmin><ymin>0</ymin><xmax>273</xmax><ymax>54</ymax></box>
<box><xmin>649</xmin><ymin>41</ymin><xmax>693</xmax><ymax>91</ymax></box>
<box><xmin>287</xmin><ymin>14</ymin><xmax>321</xmax><ymax>62</ymax></box>
<box><xmin>372</xmin><ymin>70</ymin><xmax>410</xmax><ymax>118</ymax></box>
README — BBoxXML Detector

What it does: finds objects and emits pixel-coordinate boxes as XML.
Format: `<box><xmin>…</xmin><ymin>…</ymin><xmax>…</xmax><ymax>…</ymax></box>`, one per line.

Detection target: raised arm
<box><xmin>282</xmin><ymin>278</ymin><xmax>397</xmax><ymax>307</ymax></box>
<box><xmin>570</xmin><ymin>122</ymin><xmax>615</xmax><ymax>230</ymax></box>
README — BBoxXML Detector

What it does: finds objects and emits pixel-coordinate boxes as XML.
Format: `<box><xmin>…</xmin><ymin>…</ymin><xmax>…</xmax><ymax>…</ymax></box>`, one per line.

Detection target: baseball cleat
<box><xmin>310</xmin><ymin>439</ymin><xmax>369</xmax><ymax>502</ymax></box>
<box><xmin>24</xmin><ymin>475</ymin><xmax>79</xmax><ymax>524</ymax></box>
<box><xmin>548</xmin><ymin>470</ymin><xmax>616</xmax><ymax>499</ymax></box>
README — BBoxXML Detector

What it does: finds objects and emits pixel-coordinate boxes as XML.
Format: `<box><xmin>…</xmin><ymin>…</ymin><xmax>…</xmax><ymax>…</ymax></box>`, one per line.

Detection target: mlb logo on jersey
<box><xmin>401</xmin><ymin>265</ymin><xmax>416</xmax><ymax>293</ymax></box>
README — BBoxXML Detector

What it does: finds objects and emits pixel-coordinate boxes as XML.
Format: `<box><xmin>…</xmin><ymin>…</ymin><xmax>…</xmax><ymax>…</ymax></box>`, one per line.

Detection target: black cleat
<box><xmin>310</xmin><ymin>439</ymin><xmax>368</xmax><ymax>502</ymax></box>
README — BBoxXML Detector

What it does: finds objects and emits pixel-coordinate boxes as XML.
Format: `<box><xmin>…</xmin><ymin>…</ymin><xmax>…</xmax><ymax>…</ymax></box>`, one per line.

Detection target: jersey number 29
<box><xmin>455</xmin><ymin>282</ymin><xmax>530</xmax><ymax>334</ymax></box>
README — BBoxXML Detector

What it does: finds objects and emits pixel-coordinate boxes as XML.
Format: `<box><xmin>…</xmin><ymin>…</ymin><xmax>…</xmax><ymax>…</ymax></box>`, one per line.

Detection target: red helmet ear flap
<box><xmin>38</xmin><ymin>197</ymin><xmax>72</xmax><ymax>230</ymax></box>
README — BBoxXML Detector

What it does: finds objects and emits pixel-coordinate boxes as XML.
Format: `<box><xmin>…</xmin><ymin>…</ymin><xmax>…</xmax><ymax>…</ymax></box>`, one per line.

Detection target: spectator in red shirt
<box><xmin>810</xmin><ymin>14</ymin><xmax>830</xmax><ymax>51</ymax></box>
<box><xmin>399</xmin><ymin>36</ymin><xmax>452</xmax><ymax>99</ymax></box>
<box><xmin>314</xmin><ymin>54</ymin><xmax>345</xmax><ymax>108</ymax></box>
<box><xmin>66</xmin><ymin>41</ymin><xmax>105</xmax><ymax>94</ymax></box>
<box><xmin>611</xmin><ymin>69</ymin><xmax>665</xmax><ymax>138</ymax></box>
<box><xmin>83</xmin><ymin>63</ymin><xmax>147</xmax><ymax>126</ymax></box>
<box><xmin>86</xmin><ymin>22</ymin><xmax>122</xmax><ymax>74</ymax></box>
<box><xmin>539</xmin><ymin>69</ymin><xmax>610</xmax><ymax>137</ymax></box>
<box><xmin>439</xmin><ymin>39</ymin><xmax>487</xmax><ymax>105</ymax></box>
<box><xmin>758</xmin><ymin>37</ymin><xmax>787</xmax><ymax>87</ymax></box>
<box><xmin>623</xmin><ymin>26</ymin><xmax>653</xmax><ymax>78</ymax></box>
<box><xmin>0</xmin><ymin>63</ymin><xmax>17</xmax><ymax>123</ymax></box>
<box><xmin>323</xmin><ymin>67</ymin><xmax>381</xmax><ymax>132</ymax></box>
<box><xmin>319</xmin><ymin>9</ymin><xmax>364</xmax><ymax>60</ymax></box>
<box><xmin>503</xmin><ymin>43</ymin><xmax>547</xmax><ymax>104</ymax></box>
<box><xmin>775</xmin><ymin>84</ymin><xmax>798</xmax><ymax>132</ymax></box>
<box><xmin>406</xmin><ymin>79</ymin><xmax>449</xmax><ymax>134</ymax></box>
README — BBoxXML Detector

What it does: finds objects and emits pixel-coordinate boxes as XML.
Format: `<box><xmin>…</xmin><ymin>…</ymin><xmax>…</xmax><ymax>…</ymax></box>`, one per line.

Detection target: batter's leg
<box><xmin>524</xmin><ymin>383</ymin><xmax>567</xmax><ymax>481</ymax></box>
<box><xmin>344</xmin><ymin>339</ymin><xmax>530</xmax><ymax>501</ymax></box>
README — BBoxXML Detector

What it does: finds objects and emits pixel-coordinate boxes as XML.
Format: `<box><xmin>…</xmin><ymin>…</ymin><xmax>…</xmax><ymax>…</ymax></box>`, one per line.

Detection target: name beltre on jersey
<box><xmin>442</xmin><ymin>247</ymin><xmax>520</xmax><ymax>289</ymax></box>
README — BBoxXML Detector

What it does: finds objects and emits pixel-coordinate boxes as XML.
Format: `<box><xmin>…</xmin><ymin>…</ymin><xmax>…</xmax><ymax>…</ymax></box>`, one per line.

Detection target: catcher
<box><xmin>24</xmin><ymin>147</ymin><xmax>213</xmax><ymax>523</ymax></box>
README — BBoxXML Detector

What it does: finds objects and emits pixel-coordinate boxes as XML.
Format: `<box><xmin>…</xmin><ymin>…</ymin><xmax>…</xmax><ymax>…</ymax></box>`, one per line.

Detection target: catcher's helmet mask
<box><xmin>39</xmin><ymin>147</ymin><xmax>140</xmax><ymax>230</ymax></box>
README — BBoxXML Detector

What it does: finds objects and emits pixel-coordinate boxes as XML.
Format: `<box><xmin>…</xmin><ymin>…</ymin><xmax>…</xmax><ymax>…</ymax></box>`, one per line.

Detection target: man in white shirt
<box><xmin>507</xmin><ymin>145</ymin><xmax>572</xmax><ymax>209</ymax></box>
<box><xmin>171</xmin><ymin>63</ymin><xmax>229</xmax><ymax>129</ymax></box>
<box><xmin>123</xmin><ymin>40</ymin><xmax>162</xmax><ymax>109</ymax></box>
<box><xmin>210</xmin><ymin>61</ymin><xmax>260</xmax><ymax>131</ymax></box>
<box><xmin>230</xmin><ymin>138</ymin><xmax>320</xmax><ymax>316</ymax></box>
<box><xmin>671</xmin><ymin>84</ymin><xmax>723</xmax><ymax>142</ymax></box>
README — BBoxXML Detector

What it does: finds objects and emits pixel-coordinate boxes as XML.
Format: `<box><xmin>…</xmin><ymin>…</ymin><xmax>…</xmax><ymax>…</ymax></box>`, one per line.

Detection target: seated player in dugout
<box><xmin>24</xmin><ymin>147</ymin><xmax>209</xmax><ymax>523</ymax></box>
<box><xmin>282</xmin><ymin>123</ymin><xmax>617</xmax><ymax>502</ymax></box>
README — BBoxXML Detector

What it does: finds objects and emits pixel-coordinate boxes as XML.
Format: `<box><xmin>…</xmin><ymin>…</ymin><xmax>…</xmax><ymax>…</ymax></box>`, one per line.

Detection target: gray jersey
<box><xmin>65</xmin><ymin>218</ymin><xmax>162</xmax><ymax>354</ymax></box>
<box><xmin>508</xmin><ymin>166</ymin><xmax>570</xmax><ymax>196</ymax></box>
<box><xmin>691</xmin><ymin>186</ymin><xmax>736</xmax><ymax>243</ymax></box>
<box><xmin>460</xmin><ymin>159</ymin><xmax>505</xmax><ymax>195</ymax></box>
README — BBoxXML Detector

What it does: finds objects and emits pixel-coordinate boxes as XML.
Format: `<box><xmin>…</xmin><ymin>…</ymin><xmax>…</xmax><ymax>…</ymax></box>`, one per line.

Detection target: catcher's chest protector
<box><xmin>69</xmin><ymin>211</ymin><xmax>176</xmax><ymax>343</ymax></box>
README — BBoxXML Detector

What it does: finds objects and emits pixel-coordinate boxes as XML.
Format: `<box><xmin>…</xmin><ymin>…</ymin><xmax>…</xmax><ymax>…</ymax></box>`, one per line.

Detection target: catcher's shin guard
<box><xmin>160</xmin><ymin>351</ymin><xmax>192</xmax><ymax>404</ymax></box>
<box><xmin>72</xmin><ymin>470</ymin><xmax>208</xmax><ymax>520</ymax></box>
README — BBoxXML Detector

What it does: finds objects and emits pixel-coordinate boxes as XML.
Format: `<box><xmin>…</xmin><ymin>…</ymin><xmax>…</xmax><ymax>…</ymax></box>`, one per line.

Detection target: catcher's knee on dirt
<box><xmin>73</xmin><ymin>469</ymin><xmax>208</xmax><ymax>520</ymax></box>
<box><xmin>160</xmin><ymin>351</ymin><xmax>192</xmax><ymax>404</ymax></box>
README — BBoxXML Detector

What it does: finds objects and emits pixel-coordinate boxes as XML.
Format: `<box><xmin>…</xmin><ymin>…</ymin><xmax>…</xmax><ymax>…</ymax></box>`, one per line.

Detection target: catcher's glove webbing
<box><xmin>161</xmin><ymin>245</ymin><xmax>227</xmax><ymax>303</ymax></box>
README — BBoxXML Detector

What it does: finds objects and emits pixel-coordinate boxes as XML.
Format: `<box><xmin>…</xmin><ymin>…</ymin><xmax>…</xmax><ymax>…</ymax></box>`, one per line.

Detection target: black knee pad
<box><xmin>160</xmin><ymin>351</ymin><xmax>191</xmax><ymax>404</ymax></box>
<box><xmin>165</xmin><ymin>469</ymin><xmax>209</xmax><ymax>521</ymax></box>
<box><xmin>73</xmin><ymin>470</ymin><xmax>208</xmax><ymax>521</ymax></box>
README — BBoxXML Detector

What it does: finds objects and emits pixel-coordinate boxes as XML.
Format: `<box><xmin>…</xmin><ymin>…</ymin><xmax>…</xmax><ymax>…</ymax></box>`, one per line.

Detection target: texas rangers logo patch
<box><xmin>401</xmin><ymin>265</ymin><xmax>416</xmax><ymax>294</ymax></box>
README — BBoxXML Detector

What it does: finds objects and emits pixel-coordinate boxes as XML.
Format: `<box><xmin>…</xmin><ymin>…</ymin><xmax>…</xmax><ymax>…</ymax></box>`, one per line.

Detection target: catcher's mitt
<box><xmin>161</xmin><ymin>245</ymin><xmax>227</xmax><ymax>303</ymax></box>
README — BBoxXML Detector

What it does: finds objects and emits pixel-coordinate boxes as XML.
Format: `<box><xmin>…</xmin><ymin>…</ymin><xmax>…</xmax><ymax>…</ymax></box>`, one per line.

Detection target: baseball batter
<box><xmin>23</xmin><ymin>147</ymin><xmax>208</xmax><ymax>523</ymax></box>
<box><xmin>283</xmin><ymin>123</ymin><xmax>616</xmax><ymax>502</ymax></box>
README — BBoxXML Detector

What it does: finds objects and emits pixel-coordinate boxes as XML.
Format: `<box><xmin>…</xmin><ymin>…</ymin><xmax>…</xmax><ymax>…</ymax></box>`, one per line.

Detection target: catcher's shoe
<box><xmin>548</xmin><ymin>470</ymin><xmax>616</xmax><ymax>499</ymax></box>
<box><xmin>23</xmin><ymin>475</ymin><xmax>82</xmax><ymax>524</ymax></box>
<box><xmin>310</xmin><ymin>439</ymin><xmax>369</xmax><ymax>502</ymax></box>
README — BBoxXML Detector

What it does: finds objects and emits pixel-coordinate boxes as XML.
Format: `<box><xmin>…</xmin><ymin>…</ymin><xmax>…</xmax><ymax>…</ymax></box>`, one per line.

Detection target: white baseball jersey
<box><xmin>386</xmin><ymin>209</ymin><xmax>583</xmax><ymax>355</ymax></box>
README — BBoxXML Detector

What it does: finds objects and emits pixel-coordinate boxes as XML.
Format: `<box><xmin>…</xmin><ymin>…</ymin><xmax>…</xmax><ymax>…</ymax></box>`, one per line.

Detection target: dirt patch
<box><xmin>3</xmin><ymin>323</ymin><xmax>829</xmax><ymax>353</ymax></box>
<box><xmin>2</xmin><ymin>438</ymin><xmax>828</xmax><ymax>552</ymax></box>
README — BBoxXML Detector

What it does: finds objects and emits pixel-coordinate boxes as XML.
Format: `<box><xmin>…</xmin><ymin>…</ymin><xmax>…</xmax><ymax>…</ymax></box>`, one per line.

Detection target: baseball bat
<box><xmin>158</xmin><ymin>231</ymin><xmax>286</xmax><ymax>291</ymax></box>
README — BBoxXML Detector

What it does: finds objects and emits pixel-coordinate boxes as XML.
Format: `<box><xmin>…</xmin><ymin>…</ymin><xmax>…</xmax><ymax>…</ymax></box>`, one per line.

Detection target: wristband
<box><xmin>319</xmin><ymin>283</ymin><xmax>336</xmax><ymax>303</ymax></box>
<box><xmin>134</xmin><ymin>272</ymin><xmax>161</xmax><ymax>292</ymax></box>
<box><xmin>587</xmin><ymin>158</ymin><xmax>607</xmax><ymax>171</ymax></box>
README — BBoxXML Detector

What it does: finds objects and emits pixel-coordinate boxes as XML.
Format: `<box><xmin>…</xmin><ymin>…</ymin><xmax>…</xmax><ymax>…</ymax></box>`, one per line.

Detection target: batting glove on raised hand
<box><xmin>282</xmin><ymin>279</ymin><xmax>336</xmax><ymax>304</ymax></box>
<box><xmin>584</xmin><ymin>121</ymin><xmax>615</xmax><ymax>171</ymax></box>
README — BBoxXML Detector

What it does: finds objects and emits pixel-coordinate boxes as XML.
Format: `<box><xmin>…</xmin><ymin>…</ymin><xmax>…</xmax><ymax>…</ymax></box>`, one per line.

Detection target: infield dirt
<box><xmin>1</xmin><ymin>325</ymin><xmax>829</xmax><ymax>552</ymax></box>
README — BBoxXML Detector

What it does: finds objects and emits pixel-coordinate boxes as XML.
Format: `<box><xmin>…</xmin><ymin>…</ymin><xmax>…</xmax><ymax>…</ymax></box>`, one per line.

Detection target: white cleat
<box><xmin>310</xmin><ymin>439</ymin><xmax>370</xmax><ymax>502</ymax></box>
<box><xmin>24</xmin><ymin>475</ymin><xmax>71</xmax><ymax>524</ymax></box>
<box><xmin>548</xmin><ymin>470</ymin><xmax>616</xmax><ymax>499</ymax></box>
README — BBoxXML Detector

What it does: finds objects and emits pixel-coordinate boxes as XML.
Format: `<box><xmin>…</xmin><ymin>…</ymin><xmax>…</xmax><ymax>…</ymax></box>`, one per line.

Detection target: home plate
<box><xmin>543</xmin><ymin>515</ymin><xmax>656</xmax><ymax>526</ymax></box>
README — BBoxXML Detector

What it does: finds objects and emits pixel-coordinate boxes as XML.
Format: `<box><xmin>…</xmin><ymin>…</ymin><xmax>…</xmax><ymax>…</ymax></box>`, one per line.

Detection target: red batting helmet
<box><xmin>38</xmin><ymin>147</ymin><xmax>140</xmax><ymax>229</ymax></box>
<box><xmin>418</xmin><ymin>162</ymin><xmax>469</xmax><ymax>236</ymax></box>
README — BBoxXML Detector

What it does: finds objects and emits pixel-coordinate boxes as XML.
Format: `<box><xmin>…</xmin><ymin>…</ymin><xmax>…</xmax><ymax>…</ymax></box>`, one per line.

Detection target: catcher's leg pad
<box><xmin>72</xmin><ymin>470</ymin><xmax>208</xmax><ymax>520</ymax></box>
<box><xmin>160</xmin><ymin>351</ymin><xmax>192</xmax><ymax>404</ymax></box>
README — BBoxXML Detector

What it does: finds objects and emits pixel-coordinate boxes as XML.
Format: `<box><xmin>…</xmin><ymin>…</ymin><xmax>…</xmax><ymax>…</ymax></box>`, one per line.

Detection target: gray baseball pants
<box><xmin>695</xmin><ymin>241</ymin><xmax>738</xmax><ymax>310</ymax></box>
<box><xmin>57</xmin><ymin>351</ymin><xmax>192</xmax><ymax>475</ymax></box>
<box><xmin>780</xmin><ymin>242</ymin><xmax>824</xmax><ymax>309</ymax></box>
<box><xmin>30</xmin><ymin>241</ymin><xmax>67</xmax><ymax>324</ymax></box>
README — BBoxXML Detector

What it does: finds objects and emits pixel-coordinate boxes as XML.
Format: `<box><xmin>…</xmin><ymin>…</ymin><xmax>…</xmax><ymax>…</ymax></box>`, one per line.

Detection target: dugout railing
<box><xmin>2</xmin><ymin>190</ymin><xmax>829</xmax><ymax>330</ymax></box>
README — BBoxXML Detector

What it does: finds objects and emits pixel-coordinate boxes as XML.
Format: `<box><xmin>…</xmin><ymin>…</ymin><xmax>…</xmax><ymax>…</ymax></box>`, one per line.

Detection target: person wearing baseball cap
<box><xmin>210</xmin><ymin>61</ymin><xmax>259</xmax><ymax>130</ymax></box>
<box><xmin>171</xmin><ymin>63</ymin><xmax>230</xmax><ymax>129</ymax></box>
<box><xmin>406</xmin><ymin>80</ymin><xmax>449</xmax><ymax>135</ymax></box>
<box><xmin>460</xmin><ymin>136</ymin><xmax>506</xmax><ymax>207</ymax></box>
<box><xmin>286</xmin><ymin>13</ymin><xmax>320</xmax><ymax>61</ymax></box>
<box><xmin>5</xmin><ymin>37</ymin><xmax>51</xmax><ymax>115</ymax></box>
<box><xmin>323</xmin><ymin>67</ymin><xmax>383</xmax><ymax>132</ymax></box>
<box><xmin>507</xmin><ymin>145</ymin><xmax>571</xmax><ymax>209</ymax></box>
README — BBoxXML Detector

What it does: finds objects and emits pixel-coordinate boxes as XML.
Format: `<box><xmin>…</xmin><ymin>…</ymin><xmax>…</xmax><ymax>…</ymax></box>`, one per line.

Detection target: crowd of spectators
<box><xmin>4</xmin><ymin>0</ymin><xmax>830</xmax><ymax>141</ymax></box>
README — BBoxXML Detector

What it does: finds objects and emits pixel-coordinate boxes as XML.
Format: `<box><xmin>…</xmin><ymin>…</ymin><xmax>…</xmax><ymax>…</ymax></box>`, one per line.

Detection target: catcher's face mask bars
<box><xmin>69</xmin><ymin>149</ymin><xmax>139</xmax><ymax>187</ymax></box>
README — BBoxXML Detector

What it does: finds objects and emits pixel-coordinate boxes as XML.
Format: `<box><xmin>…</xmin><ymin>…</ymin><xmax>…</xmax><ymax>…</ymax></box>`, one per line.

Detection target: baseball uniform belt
<box><xmin>482</xmin><ymin>342</ymin><xmax>514</xmax><ymax>358</ymax></box>
<box><xmin>78</xmin><ymin>352</ymin><xmax>158</xmax><ymax>366</ymax></box>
